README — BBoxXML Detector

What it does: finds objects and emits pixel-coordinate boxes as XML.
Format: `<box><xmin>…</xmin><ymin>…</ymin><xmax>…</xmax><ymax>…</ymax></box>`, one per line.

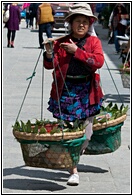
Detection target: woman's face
<box><xmin>71</xmin><ymin>15</ymin><xmax>90</xmax><ymax>38</ymax></box>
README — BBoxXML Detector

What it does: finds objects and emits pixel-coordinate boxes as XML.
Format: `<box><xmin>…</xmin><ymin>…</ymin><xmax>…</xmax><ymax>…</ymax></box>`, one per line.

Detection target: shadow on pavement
<box><xmin>3</xmin><ymin>166</ymin><xmax>68</xmax><ymax>191</ymax></box>
<box><xmin>104</xmin><ymin>94</ymin><xmax>130</xmax><ymax>103</ymax></box>
<box><xmin>3</xmin><ymin>178</ymin><xmax>66</xmax><ymax>191</ymax></box>
<box><xmin>3</xmin><ymin>163</ymin><xmax>108</xmax><ymax>178</ymax></box>
<box><xmin>3</xmin><ymin>166</ymin><xmax>69</xmax><ymax>180</ymax></box>
<box><xmin>78</xmin><ymin>164</ymin><xmax>108</xmax><ymax>173</ymax></box>
<box><xmin>3</xmin><ymin>164</ymin><xmax>108</xmax><ymax>190</ymax></box>
<box><xmin>120</xmin><ymin>74</ymin><xmax>130</xmax><ymax>89</ymax></box>
<box><xmin>22</xmin><ymin>47</ymin><xmax>41</xmax><ymax>49</ymax></box>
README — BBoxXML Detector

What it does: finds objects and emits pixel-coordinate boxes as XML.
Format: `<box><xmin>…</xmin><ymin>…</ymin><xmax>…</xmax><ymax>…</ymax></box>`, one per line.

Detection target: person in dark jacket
<box><xmin>29</xmin><ymin>3</ymin><xmax>41</xmax><ymax>29</ymax></box>
<box><xmin>5</xmin><ymin>3</ymin><xmax>21</xmax><ymax>48</ymax></box>
<box><xmin>43</xmin><ymin>3</ymin><xmax>104</xmax><ymax>186</ymax></box>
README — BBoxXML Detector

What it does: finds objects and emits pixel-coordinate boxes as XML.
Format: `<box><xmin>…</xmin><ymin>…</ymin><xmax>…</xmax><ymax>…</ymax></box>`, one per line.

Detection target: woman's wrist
<box><xmin>45</xmin><ymin>50</ymin><xmax>53</xmax><ymax>58</ymax></box>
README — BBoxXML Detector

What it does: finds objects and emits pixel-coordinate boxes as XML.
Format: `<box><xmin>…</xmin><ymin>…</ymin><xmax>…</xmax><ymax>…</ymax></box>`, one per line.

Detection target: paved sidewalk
<box><xmin>3</xmin><ymin>21</ymin><xmax>131</xmax><ymax>194</ymax></box>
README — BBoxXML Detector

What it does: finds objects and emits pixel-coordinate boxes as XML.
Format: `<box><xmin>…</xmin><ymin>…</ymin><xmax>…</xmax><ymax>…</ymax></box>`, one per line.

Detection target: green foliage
<box><xmin>35</xmin><ymin>119</ymin><xmax>58</xmax><ymax>126</ymax></box>
<box><xmin>98</xmin><ymin>117</ymin><xmax>107</xmax><ymax>123</ymax></box>
<box><xmin>26</xmin><ymin>120</ymin><xmax>31</xmax><ymax>133</ymax></box>
<box><xmin>12</xmin><ymin>118</ymin><xmax>85</xmax><ymax>134</ymax></box>
<box><xmin>12</xmin><ymin>121</ymin><xmax>21</xmax><ymax>131</ymax></box>
<box><xmin>13</xmin><ymin>103</ymin><xmax>128</xmax><ymax>132</ymax></box>
<box><xmin>93</xmin><ymin>117</ymin><xmax>99</xmax><ymax>124</ymax></box>
<box><xmin>50</xmin><ymin>127</ymin><xmax>61</xmax><ymax>135</ymax></box>
<box><xmin>62</xmin><ymin>119</ymin><xmax>85</xmax><ymax>132</ymax></box>
<box><xmin>35</xmin><ymin>119</ymin><xmax>45</xmax><ymax>126</ymax></box>
<box><xmin>32</xmin><ymin>125</ymin><xmax>38</xmax><ymax>133</ymax></box>
<box><xmin>39</xmin><ymin>127</ymin><xmax>47</xmax><ymax>134</ymax></box>
<box><xmin>93</xmin><ymin>103</ymin><xmax>128</xmax><ymax>124</ymax></box>
<box><xmin>21</xmin><ymin>120</ymin><xmax>26</xmax><ymax>132</ymax></box>
<box><xmin>119</xmin><ymin>64</ymin><xmax>130</xmax><ymax>75</ymax></box>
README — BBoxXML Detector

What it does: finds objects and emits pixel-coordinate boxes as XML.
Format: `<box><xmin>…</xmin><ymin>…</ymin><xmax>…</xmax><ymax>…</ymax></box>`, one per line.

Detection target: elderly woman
<box><xmin>43</xmin><ymin>3</ymin><xmax>104</xmax><ymax>185</ymax></box>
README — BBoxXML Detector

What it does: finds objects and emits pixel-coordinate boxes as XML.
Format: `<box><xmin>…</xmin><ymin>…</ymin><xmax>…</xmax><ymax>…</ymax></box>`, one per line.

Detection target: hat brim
<box><xmin>65</xmin><ymin>12</ymin><xmax>98</xmax><ymax>22</ymax></box>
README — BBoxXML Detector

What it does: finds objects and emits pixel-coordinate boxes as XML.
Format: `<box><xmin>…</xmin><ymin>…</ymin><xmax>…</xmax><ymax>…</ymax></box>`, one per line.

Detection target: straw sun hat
<box><xmin>65</xmin><ymin>3</ymin><xmax>98</xmax><ymax>22</ymax></box>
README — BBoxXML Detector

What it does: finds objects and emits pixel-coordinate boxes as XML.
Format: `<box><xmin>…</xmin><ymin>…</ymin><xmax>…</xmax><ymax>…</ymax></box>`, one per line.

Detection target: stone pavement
<box><xmin>2</xmin><ymin>21</ymin><xmax>131</xmax><ymax>194</ymax></box>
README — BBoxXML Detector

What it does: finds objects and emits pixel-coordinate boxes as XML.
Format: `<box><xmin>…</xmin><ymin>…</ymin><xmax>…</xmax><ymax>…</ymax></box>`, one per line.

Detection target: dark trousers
<box><xmin>26</xmin><ymin>12</ymin><xmax>30</xmax><ymax>27</ymax></box>
<box><xmin>7</xmin><ymin>29</ymin><xmax>16</xmax><ymax>41</ymax></box>
<box><xmin>114</xmin><ymin>29</ymin><xmax>125</xmax><ymax>52</ymax></box>
<box><xmin>38</xmin><ymin>23</ymin><xmax>52</xmax><ymax>47</ymax></box>
<box><xmin>30</xmin><ymin>16</ymin><xmax>37</xmax><ymax>27</ymax></box>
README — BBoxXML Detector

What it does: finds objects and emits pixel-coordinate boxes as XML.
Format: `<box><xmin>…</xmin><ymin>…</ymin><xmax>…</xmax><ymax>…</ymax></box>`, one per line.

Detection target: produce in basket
<box><xmin>12</xmin><ymin>103</ymin><xmax>128</xmax><ymax>135</ymax></box>
<box><xmin>12</xmin><ymin>103</ymin><xmax>128</xmax><ymax>167</ymax></box>
<box><xmin>12</xmin><ymin>119</ymin><xmax>85</xmax><ymax>134</ymax></box>
<box><xmin>12</xmin><ymin>119</ymin><xmax>86</xmax><ymax>141</ymax></box>
<box><xmin>93</xmin><ymin>102</ymin><xmax>128</xmax><ymax>124</ymax></box>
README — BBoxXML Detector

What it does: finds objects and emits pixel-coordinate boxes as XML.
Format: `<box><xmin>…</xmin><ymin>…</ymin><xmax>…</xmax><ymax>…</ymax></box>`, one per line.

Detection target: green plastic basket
<box><xmin>85</xmin><ymin>122</ymin><xmax>123</xmax><ymax>155</ymax></box>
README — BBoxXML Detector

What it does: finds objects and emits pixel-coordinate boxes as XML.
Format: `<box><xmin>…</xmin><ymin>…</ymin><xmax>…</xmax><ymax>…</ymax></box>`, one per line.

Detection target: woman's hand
<box><xmin>44</xmin><ymin>38</ymin><xmax>54</xmax><ymax>52</ymax></box>
<box><xmin>60</xmin><ymin>39</ymin><xmax>78</xmax><ymax>54</ymax></box>
<box><xmin>43</xmin><ymin>38</ymin><xmax>54</xmax><ymax>58</ymax></box>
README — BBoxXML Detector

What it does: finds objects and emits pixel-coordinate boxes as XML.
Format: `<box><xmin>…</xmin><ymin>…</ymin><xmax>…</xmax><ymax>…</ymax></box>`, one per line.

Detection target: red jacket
<box><xmin>44</xmin><ymin>34</ymin><xmax>104</xmax><ymax>105</ymax></box>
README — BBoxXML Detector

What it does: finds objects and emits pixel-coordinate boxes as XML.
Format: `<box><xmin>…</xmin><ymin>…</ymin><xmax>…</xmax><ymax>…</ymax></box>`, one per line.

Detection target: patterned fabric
<box><xmin>47</xmin><ymin>81</ymin><xmax>103</xmax><ymax>121</ymax></box>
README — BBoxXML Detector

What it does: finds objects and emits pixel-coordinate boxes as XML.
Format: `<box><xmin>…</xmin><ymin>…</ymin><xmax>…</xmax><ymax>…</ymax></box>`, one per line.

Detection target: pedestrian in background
<box><xmin>22</xmin><ymin>3</ymin><xmax>30</xmax><ymax>28</ymax></box>
<box><xmin>3</xmin><ymin>3</ymin><xmax>11</xmax><ymax>28</ymax></box>
<box><xmin>43</xmin><ymin>3</ymin><xmax>104</xmax><ymax>185</ymax></box>
<box><xmin>108</xmin><ymin>3</ymin><xmax>128</xmax><ymax>54</ymax></box>
<box><xmin>29</xmin><ymin>3</ymin><xmax>40</xmax><ymax>30</ymax></box>
<box><xmin>37</xmin><ymin>3</ymin><xmax>55</xmax><ymax>49</ymax></box>
<box><xmin>5</xmin><ymin>3</ymin><xmax>21</xmax><ymax>48</ymax></box>
<box><xmin>3</xmin><ymin>3</ymin><xmax>11</xmax><ymax>12</ymax></box>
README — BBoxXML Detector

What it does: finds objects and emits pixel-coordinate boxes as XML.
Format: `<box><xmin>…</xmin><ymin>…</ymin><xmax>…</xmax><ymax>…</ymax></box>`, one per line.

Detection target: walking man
<box><xmin>37</xmin><ymin>3</ymin><xmax>55</xmax><ymax>49</ymax></box>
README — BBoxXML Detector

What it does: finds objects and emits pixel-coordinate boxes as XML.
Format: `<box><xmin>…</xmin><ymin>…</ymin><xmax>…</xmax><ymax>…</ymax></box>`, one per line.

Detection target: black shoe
<box><xmin>7</xmin><ymin>44</ymin><xmax>10</xmax><ymax>48</ymax></box>
<box><xmin>11</xmin><ymin>44</ymin><xmax>14</xmax><ymax>48</ymax></box>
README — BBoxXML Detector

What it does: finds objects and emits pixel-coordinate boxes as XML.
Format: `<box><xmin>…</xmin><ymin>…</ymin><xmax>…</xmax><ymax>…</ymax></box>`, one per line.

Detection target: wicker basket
<box><xmin>13</xmin><ymin>128</ymin><xmax>86</xmax><ymax>168</ymax></box>
<box><xmin>85</xmin><ymin>114</ymin><xmax>127</xmax><ymax>155</ymax></box>
<box><xmin>16</xmin><ymin>135</ymin><xmax>86</xmax><ymax>169</ymax></box>
<box><xmin>13</xmin><ymin>129</ymin><xmax>85</xmax><ymax>141</ymax></box>
<box><xmin>92</xmin><ymin>114</ymin><xmax>127</xmax><ymax>131</ymax></box>
<box><xmin>13</xmin><ymin>115</ymin><xmax>127</xmax><ymax>167</ymax></box>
